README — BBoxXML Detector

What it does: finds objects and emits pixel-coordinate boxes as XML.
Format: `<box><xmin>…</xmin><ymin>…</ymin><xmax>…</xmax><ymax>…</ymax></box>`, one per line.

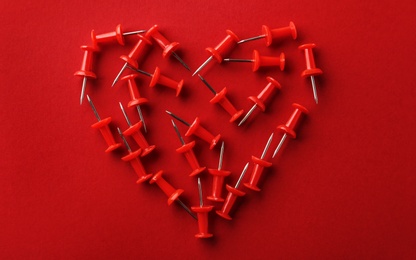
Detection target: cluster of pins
<box><xmin>75</xmin><ymin>22</ymin><xmax>321</xmax><ymax>239</ymax></box>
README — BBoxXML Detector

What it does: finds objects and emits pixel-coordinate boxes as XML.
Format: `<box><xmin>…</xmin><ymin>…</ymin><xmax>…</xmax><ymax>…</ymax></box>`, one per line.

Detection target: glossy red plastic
<box><xmin>277</xmin><ymin>103</ymin><xmax>309</xmax><ymax>139</ymax></box>
<box><xmin>91</xmin><ymin>24</ymin><xmax>124</xmax><ymax>48</ymax></box>
<box><xmin>120</xmin><ymin>74</ymin><xmax>149</xmax><ymax>108</ymax></box>
<box><xmin>175</xmin><ymin>141</ymin><xmax>206</xmax><ymax>177</ymax></box>
<box><xmin>149</xmin><ymin>67</ymin><xmax>183</xmax><ymax>97</ymax></box>
<box><xmin>149</xmin><ymin>170</ymin><xmax>184</xmax><ymax>205</ymax></box>
<box><xmin>207</xmin><ymin>169</ymin><xmax>231</xmax><ymax>202</ymax></box>
<box><xmin>262</xmin><ymin>21</ymin><xmax>297</xmax><ymax>46</ymax></box>
<box><xmin>206</xmin><ymin>30</ymin><xmax>239</xmax><ymax>63</ymax></box>
<box><xmin>90</xmin><ymin>117</ymin><xmax>122</xmax><ymax>153</ymax></box>
<box><xmin>248</xmin><ymin>77</ymin><xmax>282</xmax><ymax>112</ymax></box>
<box><xmin>185</xmin><ymin>117</ymin><xmax>221</xmax><ymax>150</ymax></box>
<box><xmin>243</xmin><ymin>156</ymin><xmax>273</xmax><ymax>191</ymax></box>
<box><xmin>120</xmin><ymin>34</ymin><xmax>152</xmax><ymax>69</ymax></box>
<box><xmin>252</xmin><ymin>50</ymin><xmax>285</xmax><ymax>72</ymax></box>
<box><xmin>74</xmin><ymin>45</ymin><xmax>97</xmax><ymax>79</ymax></box>
<box><xmin>216</xmin><ymin>184</ymin><xmax>246</xmax><ymax>220</ymax></box>
<box><xmin>299</xmin><ymin>43</ymin><xmax>323</xmax><ymax>77</ymax></box>
<box><xmin>191</xmin><ymin>205</ymin><xmax>214</xmax><ymax>238</ymax></box>
<box><xmin>121</xmin><ymin>149</ymin><xmax>153</xmax><ymax>183</ymax></box>
<box><xmin>146</xmin><ymin>24</ymin><xmax>180</xmax><ymax>58</ymax></box>
<box><xmin>123</xmin><ymin>121</ymin><xmax>156</xmax><ymax>157</ymax></box>
<box><xmin>210</xmin><ymin>87</ymin><xmax>244</xmax><ymax>123</ymax></box>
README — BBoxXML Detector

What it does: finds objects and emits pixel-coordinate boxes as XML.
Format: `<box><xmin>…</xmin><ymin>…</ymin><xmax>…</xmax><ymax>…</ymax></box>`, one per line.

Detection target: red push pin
<box><xmin>112</xmin><ymin>34</ymin><xmax>152</xmax><ymax>87</ymax></box>
<box><xmin>272</xmin><ymin>103</ymin><xmax>309</xmax><ymax>158</ymax></box>
<box><xmin>119</xmin><ymin>74</ymin><xmax>148</xmax><ymax>132</ymax></box>
<box><xmin>149</xmin><ymin>170</ymin><xmax>197</xmax><ymax>220</ymax></box>
<box><xmin>216</xmin><ymin>162</ymin><xmax>249</xmax><ymax>220</ymax></box>
<box><xmin>299</xmin><ymin>43</ymin><xmax>323</xmax><ymax>104</ymax></box>
<box><xmin>91</xmin><ymin>24</ymin><xmax>146</xmax><ymax>48</ymax></box>
<box><xmin>117</xmin><ymin>128</ymin><xmax>153</xmax><ymax>183</ymax></box>
<box><xmin>75</xmin><ymin>45</ymin><xmax>98</xmax><ymax>104</ymax></box>
<box><xmin>192</xmin><ymin>178</ymin><xmax>214</xmax><ymax>238</ymax></box>
<box><xmin>223</xmin><ymin>50</ymin><xmax>285</xmax><ymax>72</ymax></box>
<box><xmin>198</xmin><ymin>75</ymin><xmax>244</xmax><ymax>123</ymax></box>
<box><xmin>166</xmin><ymin>110</ymin><xmax>221</xmax><ymax>149</ymax></box>
<box><xmin>119</xmin><ymin>102</ymin><xmax>155</xmax><ymax>157</ymax></box>
<box><xmin>86</xmin><ymin>95</ymin><xmax>121</xmax><ymax>152</ymax></box>
<box><xmin>207</xmin><ymin>142</ymin><xmax>231</xmax><ymax>202</ymax></box>
<box><xmin>243</xmin><ymin>133</ymin><xmax>274</xmax><ymax>191</ymax></box>
<box><xmin>146</xmin><ymin>25</ymin><xmax>191</xmax><ymax>71</ymax></box>
<box><xmin>127</xmin><ymin>66</ymin><xmax>184</xmax><ymax>97</ymax></box>
<box><xmin>171</xmin><ymin>119</ymin><xmax>206</xmax><ymax>177</ymax></box>
<box><xmin>238</xmin><ymin>21</ymin><xmax>297</xmax><ymax>46</ymax></box>
<box><xmin>238</xmin><ymin>77</ymin><xmax>282</xmax><ymax>126</ymax></box>
<box><xmin>192</xmin><ymin>30</ymin><xmax>239</xmax><ymax>76</ymax></box>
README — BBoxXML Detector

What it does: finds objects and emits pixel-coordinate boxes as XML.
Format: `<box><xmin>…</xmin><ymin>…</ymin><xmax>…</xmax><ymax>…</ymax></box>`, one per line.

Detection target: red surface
<box><xmin>1</xmin><ymin>0</ymin><xmax>416</xmax><ymax>258</ymax></box>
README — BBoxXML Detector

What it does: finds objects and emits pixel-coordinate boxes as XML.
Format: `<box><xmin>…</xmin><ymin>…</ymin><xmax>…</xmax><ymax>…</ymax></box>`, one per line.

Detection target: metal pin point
<box><xmin>176</xmin><ymin>199</ymin><xmax>198</xmax><ymax>220</ymax></box>
<box><xmin>171</xmin><ymin>119</ymin><xmax>185</xmax><ymax>145</ymax></box>
<box><xmin>192</xmin><ymin>56</ymin><xmax>213</xmax><ymax>76</ymax></box>
<box><xmin>86</xmin><ymin>95</ymin><xmax>101</xmax><ymax>121</ymax></box>
<box><xmin>136</xmin><ymin>105</ymin><xmax>147</xmax><ymax>133</ymax></box>
<box><xmin>126</xmin><ymin>65</ymin><xmax>153</xmax><ymax>77</ymax></box>
<box><xmin>122</xmin><ymin>29</ymin><xmax>147</xmax><ymax>36</ymax></box>
<box><xmin>261</xmin><ymin>133</ymin><xmax>274</xmax><ymax>160</ymax></box>
<box><xmin>238</xmin><ymin>104</ymin><xmax>257</xmax><ymax>126</ymax></box>
<box><xmin>311</xmin><ymin>76</ymin><xmax>319</xmax><ymax>104</ymax></box>
<box><xmin>223</xmin><ymin>58</ymin><xmax>253</xmax><ymax>63</ymax></box>
<box><xmin>119</xmin><ymin>102</ymin><xmax>132</xmax><ymax>127</ymax></box>
<box><xmin>165</xmin><ymin>110</ymin><xmax>191</xmax><ymax>126</ymax></box>
<box><xmin>112</xmin><ymin>63</ymin><xmax>127</xmax><ymax>87</ymax></box>
<box><xmin>198</xmin><ymin>177</ymin><xmax>203</xmax><ymax>207</ymax></box>
<box><xmin>117</xmin><ymin>127</ymin><xmax>132</xmax><ymax>152</ymax></box>
<box><xmin>218</xmin><ymin>142</ymin><xmax>225</xmax><ymax>170</ymax></box>
<box><xmin>80</xmin><ymin>77</ymin><xmax>87</xmax><ymax>104</ymax></box>
<box><xmin>272</xmin><ymin>133</ymin><xmax>287</xmax><ymax>158</ymax></box>
<box><xmin>235</xmin><ymin>162</ymin><xmax>250</xmax><ymax>189</ymax></box>
<box><xmin>237</xmin><ymin>35</ymin><xmax>266</xmax><ymax>44</ymax></box>
<box><xmin>172</xmin><ymin>52</ymin><xmax>191</xmax><ymax>71</ymax></box>
<box><xmin>198</xmin><ymin>74</ymin><xmax>217</xmax><ymax>95</ymax></box>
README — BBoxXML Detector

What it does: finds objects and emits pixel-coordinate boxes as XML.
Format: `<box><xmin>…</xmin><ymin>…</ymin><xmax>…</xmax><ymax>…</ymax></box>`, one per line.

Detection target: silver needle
<box><xmin>86</xmin><ymin>95</ymin><xmax>101</xmax><ymax>121</ymax></box>
<box><xmin>80</xmin><ymin>76</ymin><xmax>87</xmax><ymax>105</ymax></box>
<box><xmin>272</xmin><ymin>133</ymin><xmax>287</xmax><ymax>158</ymax></box>
<box><xmin>192</xmin><ymin>56</ymin><xmax>213</xmax><ymax>76</ymax></box>
<box><xmin>235</xmin><ymin>162</ymin><xmax>250</xmax><ymax>189</ymax></box>
<box><xmin>238</xmin><ymin>104</ymin><xmax>257</xmax><ymax>126</ymax></box>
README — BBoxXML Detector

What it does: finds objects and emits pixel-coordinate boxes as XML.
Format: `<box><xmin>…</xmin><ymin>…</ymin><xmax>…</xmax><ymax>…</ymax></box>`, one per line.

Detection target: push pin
<box><xmin>112</xmin><ymin>34</ymin><xmax>152</xmax><ymax>87</ymax></box>
<box><xmin>244</xmin><ymin>133</ymin><xmax>274</xmax><ymax>191</ymax></box>
<box><xmin>216</xmin><ymin>162</ymin><xmax>249</xmax><ymax>220</ymax></box>
<box><xmin>223</xmin><ymin>50</ymin><xmax>285</xmax><ymax>72</ymax></box>
<box><xmin>192</xmin><ymin>178</ymin><xmax>214</xmax><ymax>238</ymax></box>
<box><xmin>127</xmin><ymin>66</ymin><xmax>183</xmax><ymax>97</ymax></box>
<box><xmin>146</xmin><ymin>25</ymin><xmax>191</xmax><ymax>71</ymax></box>
<box><xmin>120</xmin><ymin>74</ymin><xmax>148</xmax><ymax>132</ymax></box>
<box><xmin>238</xmin><ymin>21</ymin><xmax>297</xmax><ymax>45</ymax></box>
<box><xmin>150</xmin><ymin>170</ymin><xmax>197</xmax><ymax>220</ymax></box>
<box><xmin>299</xmin><ymin>43</ymin><xmax>323</xmax><ymax>104</ymax></box>
<box><xmin>117</xmin><ymin>128</ymin><xmax>153</xmax><ymax>183</ymax></box>
<box><xmin>238</xmin><ymin>77</ymin><xmax>282</xmax><ymax>126</ymax></box>
<box><xmin>119</xmin><ymin>102</ymin><xmax>155</xmax><ymax>157</ymax></box>
<box><xmin>171</xmin><ymin>119</ymin><xmax>206</xmax><ymax>177</ymax></box>
<box><xmin>86</xmin><ymin>95</ymin><xmax>121</xmax><ymax>152</ymax></box>
<box><xmin>198</xmin><ymin>75</ymin><xmax>244</xmax><ymax>123</ymax></box>
<box><xmin>207</xmin><ymin>142</ymin><xmax>231</xmax><ymax>202</ymax></box>
<box><xmin>166</xmin><ymin>110</ymin><xmax>221</xmax><ymax>149</ymax></box>
<box><xmin>91</xmin><ymin>24</ymin><xmax>146</xmax><ymax>48</ymax></box>
<box><xmin>272</xmin><ymin>103</ymin><xmax>308</xmax><ymax>158</ymax></box>
<box><xmin>75</xmin><ymin>45</ymin><xmax>97</xmax><ymax>104</ymax></box>
<box><xmin>192</xmin><ymin>30</ymin><xmax>239</xmax><ymax>76</ymax></box>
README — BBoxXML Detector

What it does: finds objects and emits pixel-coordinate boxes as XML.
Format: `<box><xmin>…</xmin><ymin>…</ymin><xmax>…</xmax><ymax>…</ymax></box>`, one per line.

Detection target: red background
<box><xmin>1</xmin><ymin>0</ymin><xmax>415</xmax><ymax>258</ymax></box>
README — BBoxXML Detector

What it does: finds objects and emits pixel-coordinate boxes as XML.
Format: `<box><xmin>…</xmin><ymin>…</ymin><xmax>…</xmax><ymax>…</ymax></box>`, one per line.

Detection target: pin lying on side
<box><xmin>198</xmin><ymin>75</ymin><xmax>244</xmax><ymax>123</ymax></box>
<box><xmin>75</xmin><ymin>46</ymin><xmax>98</xmax><ymax>104</ymax></box>
<box><xmin>149</xmin><ymin>170</ymin><xmax>197</xmax><ymax>220</ymax></box>
<box><xmin>119</xmin><ymin>102</ymin><xmax>155</xmax><ymax>157</ymax></box>
<box><xmin>207</xmin><ymin>142</ymin><xmax>231</xmax><ymax>202</ymax></box>
<box><xmin>238</xmin><ymin>21</ymin><xmax>297</xmax><ymax>45</ymax></box>
<box><xmin>223</xmin><ymin>50</ymin><xmax>285</xmax><ymax>72</ymax></box>
<box><xmin>171</xmin><ymin>119</ymin><xmax>206</xmax><ymax>177</ymax></box>
<box><xmin>112</xmin><ymin>33</ymin><xmax>152</xmax><ymax>87</ymax></box>
<box><xmin>299</xmin><ymin>43</ymin><xmax>323</xmax><ymax>104</ymax></box>
<box><xmin>117</xmin><ymin>128</ymin><xmax>153</xmax><ymax>183</ymax></box>
<box><xmin>243</xmin><ymin>133</ymin><xmax>274</xmax><ymax>191</ymax></box>
<box><xmin>146</xmin><ymin>25</ymin><xmax>191</xmax><ymax>71</ymax></box>
<box><xmin>191</xmin><ymin>178</ymin><xmax>214</xmax><ymax>238</ymax></box>
<box><xmin>238</xmin><ymin>77</ymin><xmax>282</xmax><ymax>126</ymax></box>
<box><xmin>192</xmin><ymin>30</ymin><xmax>239</xmax><ymax>76</ymax></box>
<box><xmin>273</xmin><ymin>103</ymin><xmax>309</xmax><ymax>158</ymax></box>
<box><xmin>166</xmin><ymin>111</ymin><xmax>221</xmax><ymax>149</ymax></box>
<box><xmin>91</xmin><ymin>24</ymin><xmax>146</xmax><ymax>48</ymax></box>
<box><xmin>216</xmin><ymin>162</ymin><xmax>250</xmax><ymax>220</ymax></box>
<box><xmin>86</xmin><ymin>95</ymin><xmax>121</xmax><ymax>152</ymax></box>
<box><xmin>128</xmin><ymin>66</ymin><xmax>184</xmax><ymax>97</ymax></box>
